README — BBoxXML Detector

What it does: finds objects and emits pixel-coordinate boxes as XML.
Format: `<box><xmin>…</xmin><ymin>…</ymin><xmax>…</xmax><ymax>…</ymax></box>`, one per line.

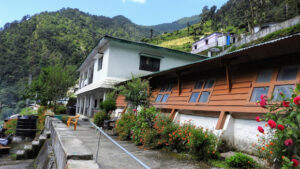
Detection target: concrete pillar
<box><xmin>83</xmin><ymin>95</ymin><xmax>87</xmax><ymax>116</ymax></box>
<box><xmin>89</xmin><ymin>95</ymin><xmax>94</xmax><ymax>117</ymax></box>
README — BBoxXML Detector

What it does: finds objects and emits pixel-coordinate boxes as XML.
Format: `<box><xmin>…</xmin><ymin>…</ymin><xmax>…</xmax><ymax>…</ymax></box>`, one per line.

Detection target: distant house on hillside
<box><xmin>75</xmin><ymin>35</ymin><xmax>206</xmax><ymax>117</ymax></box>
<box><xmin>191</xmin><ymin>32</ymin><xmax>237</xmax><ymax>56</ymax></box>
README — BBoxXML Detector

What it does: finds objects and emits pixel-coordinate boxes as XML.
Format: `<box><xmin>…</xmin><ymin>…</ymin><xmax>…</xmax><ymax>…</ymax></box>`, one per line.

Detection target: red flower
<box><xmin>260</xmin><ymin>99</ymin><xmax>267</xmax><ymax>108</ymax></box>
<box><xmin>255</xmin><ymin>116</ymin><xmax>261</xmax><ymax>122</ymax></box>
<box><xmin>257</xmin><ymin>126</ymin><xmax>264</xmax><ymax>133</ymax></box>
<box><xmin>260</xmin><ymin>94</ymin><xmax>267</xmax><ymax>100</ymax></box>
<box><xmin>280</xmin><ymin>92</ymin><xmax>284</xmax><ymax>96</ymax></box>
<box><xmin>292</xmin><ymin>159</ymin><xmax>299</xmax><ymax>167</ymax></box>
<box><xmin>277</xmin><ymin>124</ymin><xmax>285</xmax><ymax>131</ymax></box>
<box><xmin>133</xmin><ymin>109</ymin><xmax>137</xmax><ymax>112</ymax></box>
<box><xmin>284</xmin><ymin>139</ymin><xmax>293</xmax><ymax>147</ymax></box>
<box><xmin>282</xmin><ymin>101</ymin><xmax>290</xmax><ymax>107</ymax></box>
<box><xmin>294</xmin><ymin>96</ymin><xmax>300</xmax><ymax>105</ymax></box>
<box><xmin>268</xmin><ymin>120</ymin><xmax>277</xmax><ymax>129</ymax></box>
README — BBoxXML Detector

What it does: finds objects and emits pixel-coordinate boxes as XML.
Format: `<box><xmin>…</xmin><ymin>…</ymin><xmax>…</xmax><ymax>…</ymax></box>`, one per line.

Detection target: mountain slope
<box><xmin>0</xmin><ymin>8</ymin><xmax>154</xmax><ymax>116</ymax></box>
<box><xmin>150</xmin><ymin>15</ymin><xmax>200</xmax><ymax>33</ymax></box>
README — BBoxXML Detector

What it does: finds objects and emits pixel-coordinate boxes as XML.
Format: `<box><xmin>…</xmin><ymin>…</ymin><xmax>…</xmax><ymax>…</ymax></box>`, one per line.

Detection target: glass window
<box><xmin>204</xmin><ymin>79</ymin><xmax>215</xmax><ymax>89</ymax></box>
<box><xmin>166</xmin><ymin>84</ymin><xmax>173</xmax><ymax>92</ymax></box>
<box><xmin>250</xmin><ymin>87</ymin><xmax>269</xmax><ymax>102</ymax></box>
<box><xmin>189</xmin><ymin>92</ymin><xmax>200</xmax><ymax>103</ymax></box>
<box><xmin>272</xmin><ymin>85</ymin><xmax>294</xmax><ymax>101</ymax></box>
<box><xmin>277</xmin><ymin>66</ymin><xmax>298</xmax><ymax>81</ymax></box>
<box><xmin>194</xmin><ymin>80</ymin><xmax>204</xmax><ymax>89</ymax></box>
<box><xmin>98</xmin><ymin>57</ymin><xmax>103</xmax><ymax>71</ymax></box>
<box><xmin>199</xmin><ymin>91</ymin><xmax>210</xmax><ymax>103</ymax></box>
<box><xmin>257</xmin><ymin>69</ymin><xmax>273</xmax><ymax>83</ymax></box>
<box><xmin>161</xmin><ymin>94</ymin><xmax>169</xmax><ymax>103</ymax></box>
<box><xmin>155</xmin><ymin>94</ymin><xmax>163</xmax><ymax>102</ymax></box>
<box><xmin>139</xmin><ymin>56</ymin><xmax>160</xmax><ymax>72</ymax></box>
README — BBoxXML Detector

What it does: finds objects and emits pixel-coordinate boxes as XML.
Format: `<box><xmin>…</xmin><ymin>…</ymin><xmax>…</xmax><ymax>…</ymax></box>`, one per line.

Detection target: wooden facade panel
<box><xmin>214</xmin><ymin>82</ymin><xmax>251</xmax><ymax>90</ymax></box>
<box><xmin>210</xmin><ymin>94</ymin><xmax>249</xmax><ymax>101</ymax></box>
<box><xmin>208</xmin><ymin>100</ymin><xmax>246</xmax><ymax>106</ymax></box>
<box><xmin>168</xmin><ymin>96</ymin><xmax>189</xmax><ymax>101</ymax></box>
<box><xmin>212</xmin><ymin>88</ymin><xmax>250</xmax><ymax>95</ymax></box>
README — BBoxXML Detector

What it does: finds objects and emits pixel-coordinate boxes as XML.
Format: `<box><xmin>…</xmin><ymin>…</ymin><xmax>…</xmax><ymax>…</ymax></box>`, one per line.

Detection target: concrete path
<box><xmin>73</xmin><ymin>120</ymin><xmax>211</xmax><ymax>169</ymax></box>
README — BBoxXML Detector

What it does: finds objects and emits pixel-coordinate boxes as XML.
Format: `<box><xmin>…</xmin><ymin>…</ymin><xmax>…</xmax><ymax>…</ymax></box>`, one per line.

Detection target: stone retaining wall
<box><xmin>45</xmin><ymin>117</ymin><xmax>99</xmax><ymax>169</ymax></box>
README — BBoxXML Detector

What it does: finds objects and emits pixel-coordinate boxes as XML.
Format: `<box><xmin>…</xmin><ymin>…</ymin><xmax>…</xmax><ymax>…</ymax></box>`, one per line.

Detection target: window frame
<box><xmin>139</xmin><ymin>56</ymin><xmax>160</xmax><ymax>72</ymax></box>
<box><xmin>188</xmin><ymin>78</ymin><xmax>215</xmax><ymax>104</ymax></box>
<box><xmin>98</xmin><ymin>56</ymin><xmax>103</xmax><ymax>71</ymax></box>
<box><xmin>248</xmin><ymin>66</ymin><xmax>300</xmax><ymax>104</ymax></box>
<box><xmin>154</xmin><ymin>82</ymin><xmax>174</xmax><ymax>104</ymax></box>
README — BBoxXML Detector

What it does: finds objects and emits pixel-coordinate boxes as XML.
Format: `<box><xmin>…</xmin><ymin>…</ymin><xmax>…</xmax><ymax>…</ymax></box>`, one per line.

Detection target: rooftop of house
<box><xmin>143</xmin><ymin>33</ymin><xmax>300</xmax><ymax>79</ymax></box>
<box><xmin>77</xmin><ymin>35</ymin><xmax>208</xmax><ymax>71</ymax></box>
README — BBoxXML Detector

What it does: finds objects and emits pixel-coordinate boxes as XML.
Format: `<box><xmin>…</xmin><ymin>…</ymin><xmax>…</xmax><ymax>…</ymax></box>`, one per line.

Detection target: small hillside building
<box><xmin>75</xmin><ymin>36</ymin><xmax>206</xmax><ymax>117</ymax></box>
<box><xmin>191</xmin><ymin>32</ymin><xmax>237</xmax><ymax>55</ymax></box>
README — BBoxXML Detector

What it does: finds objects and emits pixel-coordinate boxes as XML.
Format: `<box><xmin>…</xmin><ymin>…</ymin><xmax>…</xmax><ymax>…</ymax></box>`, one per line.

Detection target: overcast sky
<box><xmin>0</xmin><ymin>0</ymin><xmax>228</xmax><ymax>28</ymax></box>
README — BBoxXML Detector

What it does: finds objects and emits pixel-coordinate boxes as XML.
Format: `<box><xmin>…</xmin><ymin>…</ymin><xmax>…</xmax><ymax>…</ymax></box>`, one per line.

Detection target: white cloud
<box><xmin>122</xmin><ymin>0</ymin><xmax>146</xmax><ymax>4</ymax></box>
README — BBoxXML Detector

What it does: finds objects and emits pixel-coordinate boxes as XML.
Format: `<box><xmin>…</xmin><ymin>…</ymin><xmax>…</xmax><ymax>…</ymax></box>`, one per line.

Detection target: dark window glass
<box><xmin>204</xmin><ymin>79</ymin><xmax>215</xmax><ymax>89</ymax></box>
<box><xmin>98</xmin><ymin>57</ymin><xmax>103</xmax><ymax>71</ymax></box>
<box><xmin>199</xmin><ymin>91</ymin><xmax>210</xmax><ymax>103</ymax></box>
<box><xmin>277</xmin><ymin>66</ymin><xmax>298</xmax><ymax>81</ymax></box>
<box><xmin>139</xmin><ymin>56</ymin><xmax>160</xmax><ymax>72</ymax></box>
<box><xmin>250</xmin><ymin>87</ymin><xmax>269</xmax><ymax>102</ymax></box>
<box><xmin>205</xmin><ymin>39</ymin><xmax>208</xmax><ymax>45</ymax></box>
<box><xmin>94</xmin><ymin>99</ymin><xmax>98</xmax><ymax>108</ymax></box>
<box><xmin>272</xmin><ymin>85</ymin><xmax>294</xmax><ymax>101</ymax></box>
<box><xmin>160</xmin><ymin>83</ymin><xmax>173</xmax><ymax>92</ymax></box>
<box><xmin>189</xmin><ymin>92</ymin><xmax>200</xmax><ymax>103</ymax></box>
<box><xmin>155</xmin><ymin>94</ymin><xmax>163</xmax><ymax>102</ymax></box>
<box><xmin>161</xmin><ymin>94</ymin><xmax>169</xmax><ymax>103</ymax></box>
<box><xmin>194</xmin><ymin>80</ymin><xmax>204</xmax><ymax>89</ymax></box>
<box><xmin>166</xmin><ymin>83</ymin><xmax>173</xmax><ymax>92</ymax></box>
<box><xmin>257</xmin><ymin>69</ymin><xmax>273</xmax><ymax>83</ymax></box>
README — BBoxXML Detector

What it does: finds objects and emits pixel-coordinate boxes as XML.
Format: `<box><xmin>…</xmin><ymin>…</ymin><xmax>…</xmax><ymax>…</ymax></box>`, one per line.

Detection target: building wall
<box><xmin>115</xmin><ymin>55</ymin><xmax>300</xmax><ymax>152</ymax></box>
<box><xmin>107</xmin><ymin>42</ymin><xmax>200</xmax><ymax>80</ymax></box>
<box><xmin>192</xmin><ymin>33</ymin><xmax>221</xmax><ymax>54</ymax></box>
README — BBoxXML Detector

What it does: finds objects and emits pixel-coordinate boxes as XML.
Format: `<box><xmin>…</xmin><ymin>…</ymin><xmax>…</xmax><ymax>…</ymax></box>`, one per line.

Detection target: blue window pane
<box><xmin>161</xmin><ymin>94</ymin><xmax>169</xmax><ymax>103</ymax></box>
<box><xmin>273</xmin><ymin>85</ymin><xmax>294</xmax><ymax>101</ymax></box>
<box><xmin>199</xmin><ymin>91</ymin><xmax>210</xmax><ymax>103</ymax></box>
<box><xmin>277</xmin><ymin>66</ymin><xmax>298</xmax><ymax>81</ymax></box>
<box><xmin>194</xmin><ymin>80</ymin><xmax>204</xmax><ymax>89</ymax></box>
<box><xmin>189</xmin><ymin>92</ymin><xmax>200</xmax><ymax>103</ymax></box>
<box><xmin>250</xmin><ymin>87</ymin><xmax>269</xmax><ymax>102</ymax></box>
<box><xmin>257</xmin><ymin>69</ymin><xmax>273</xmax><ymax>83</ymax></box>
<box><xmin>204</xmin><ymin>79</ymin><xmax>215</xmax><ymax>89</ymax></box>
<box><xmin>155</xmin><ymin>94</ymin><xmax>163</xmax><ymax>102</ymax></box>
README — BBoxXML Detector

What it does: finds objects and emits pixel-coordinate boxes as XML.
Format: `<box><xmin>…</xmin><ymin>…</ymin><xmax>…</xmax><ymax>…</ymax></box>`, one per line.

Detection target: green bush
<box><xmin>4</xmin><ymin>119</ymin><xmax>17</xmax><ymax>135</ymax></box>
<box><xmin>100</xmin><ymin>92</ymin><xmax>116</xmax><ymax>113</ymax></box>
<box><xmin>94</xmin><ymin>111</ymin><xmax>109</xmax><ymax>127</ymax></box>
<box><xmin>132</xmin><ymin>107</ymin><xmax>159</xmax><ymax>145</ymax></box>
<box><xmin>226</xmin><ymin>152</ymin><xmax>256</xmax><ymax>169</ymax></box>
<box><xmin>116</xmin><ymin>113</ymin><xmax>136</xmax><ymax>140</ymax></box>
<box><xmin>187</xmin><ymin>127</ymin><xmax>219</xmax><ymax>160</ymax></box>
<box><xmin>55</xmin><ymin>105</ymin><xmax>66</xmax><ymax>114</ymax></box>
<box><xmin>66</xmin><ymin>97</ymin><xmax>77</xmax><ymax>107</ymax></box>
<box><xmin>19</xmin><ymin>107</ymin><xmax>37</xmax><ymax>115</ymax></box>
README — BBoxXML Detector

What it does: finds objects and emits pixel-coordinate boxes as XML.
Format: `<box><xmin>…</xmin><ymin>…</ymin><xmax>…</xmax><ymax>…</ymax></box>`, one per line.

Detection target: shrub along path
<box><xmin>74</xmin><ymin>119</ymin><xmax>217</xmax><ymax>169</ymax></box>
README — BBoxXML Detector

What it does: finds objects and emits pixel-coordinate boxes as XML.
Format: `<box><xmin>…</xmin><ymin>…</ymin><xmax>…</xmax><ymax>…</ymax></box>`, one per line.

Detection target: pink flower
<box><xmin>260</xmin><ymin>99</ymin><xmax>267</xmax><ymax>108</ymax></box>
<box><xmin>133</xmin><ymin>109</ymin><xmax>137</xmax><ymax>112</ymax></box>
<box><xmin>279</xmin><ymin>92</ymin><xmax>284</xmax><ymax>96</ymax></box>
<box><xmin>268</xmin><ymin>120</ymin><xmax>277</xmax><ymax>129</ymax></box>
<box><xmin>292</xmin><ymin>159</ymin><xmax>299</xmax><ymax>167</ymax></box>
<box><xmin>294</xmin><ymin>96</ymin><xmax>300</xmax><ymax>105</ymax></box>
<box><xmin>282</xmin><ymin>101</ymin><xmax>290</xmax><ymax>107</ymax></box>
<box><xmin>284</xmin><ymin>139</ymin><xmax>293</xmax><ymax>147</ymax></box>
<box><xmin>257</xmin><ymin>126</ymin><xmax>264</xmax><ymax>133</ymax></box>
<box><xmin>260</xmin><ymin>94</ymin><xmax>267</xmax><ymax>100</ymax></box>
<box><xmin>255</xmin><ymin>116</ymin><xmax>261</xmax><ymax>122</ymax></box>
<box><xmin>277</xmin><ymin>124</ymin><xmax>285</xmax><ymax>131</ymax></box>
<box><xmin>267</xmin><ymin>120</ymin><xmax>276</xmax><ymax>128</ymax></box>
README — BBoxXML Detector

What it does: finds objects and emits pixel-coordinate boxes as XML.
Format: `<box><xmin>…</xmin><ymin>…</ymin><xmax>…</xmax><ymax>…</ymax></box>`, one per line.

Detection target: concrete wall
<box><xmin>192</xmin><ymin>33</ymin><xmax>220</xmax><ymax>54</ymax></box>
<box><xmin>45</xmin><ymin>117</ymin><xmax>99</xmax><ymax>169</ymax></box>
<box><xmin>173</xmin><ymin>112</ymin><xmax>265</xmax><ymax>153</ymax></box>
<box><xmin>235</xmin><ymin>15</ymin><xmax>300</xmax><ymax>47</ymax></box>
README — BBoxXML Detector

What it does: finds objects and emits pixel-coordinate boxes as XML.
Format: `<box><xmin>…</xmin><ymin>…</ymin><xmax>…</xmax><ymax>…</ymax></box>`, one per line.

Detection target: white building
<box><xmin>76</xmin><ymin>36</ymin><xmax>206</xmax><ymax>117</ymax></box>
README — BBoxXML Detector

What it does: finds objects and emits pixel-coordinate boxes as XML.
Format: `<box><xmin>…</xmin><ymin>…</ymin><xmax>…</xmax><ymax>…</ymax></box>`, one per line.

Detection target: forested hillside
<box><xmin>0</xmin><ymin>8</ymin><xmax>154</xmax><ymax>118</ymax></box>
<box><xmin>145</xmin><ymin>0</ymin><xmax>300</xmax><ymax>52</ymax></box>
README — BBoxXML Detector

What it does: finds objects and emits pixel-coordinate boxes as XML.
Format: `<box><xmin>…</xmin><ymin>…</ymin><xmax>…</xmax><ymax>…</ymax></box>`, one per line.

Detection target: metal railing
<box><xmin>89</xmin><ymin>121</ymin><xmax>151</xmax><ymax>169</ymax></box>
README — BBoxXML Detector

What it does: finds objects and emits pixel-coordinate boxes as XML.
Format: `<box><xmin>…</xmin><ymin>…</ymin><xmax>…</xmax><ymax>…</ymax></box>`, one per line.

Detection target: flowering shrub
<box><xmin>255</xmin><ymin>83</ymin><xmax>300</xmax><ymax>168</ymax></box>
<box><xmin>117</xmin><ymin>106</ymin><xmax>219</xmax><ymax>160</ymax></box>
<box><xmin>115</xmin><ymin>113</ymin><xmax>136</xmax><ymax>140</ymax></box>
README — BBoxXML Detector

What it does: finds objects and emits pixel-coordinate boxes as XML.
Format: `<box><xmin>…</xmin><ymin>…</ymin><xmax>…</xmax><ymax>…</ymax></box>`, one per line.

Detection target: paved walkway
<box><xmin>73</xmin><ymin>120</ymin><xmax>211</xmax><ymax>169</ymax></box>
